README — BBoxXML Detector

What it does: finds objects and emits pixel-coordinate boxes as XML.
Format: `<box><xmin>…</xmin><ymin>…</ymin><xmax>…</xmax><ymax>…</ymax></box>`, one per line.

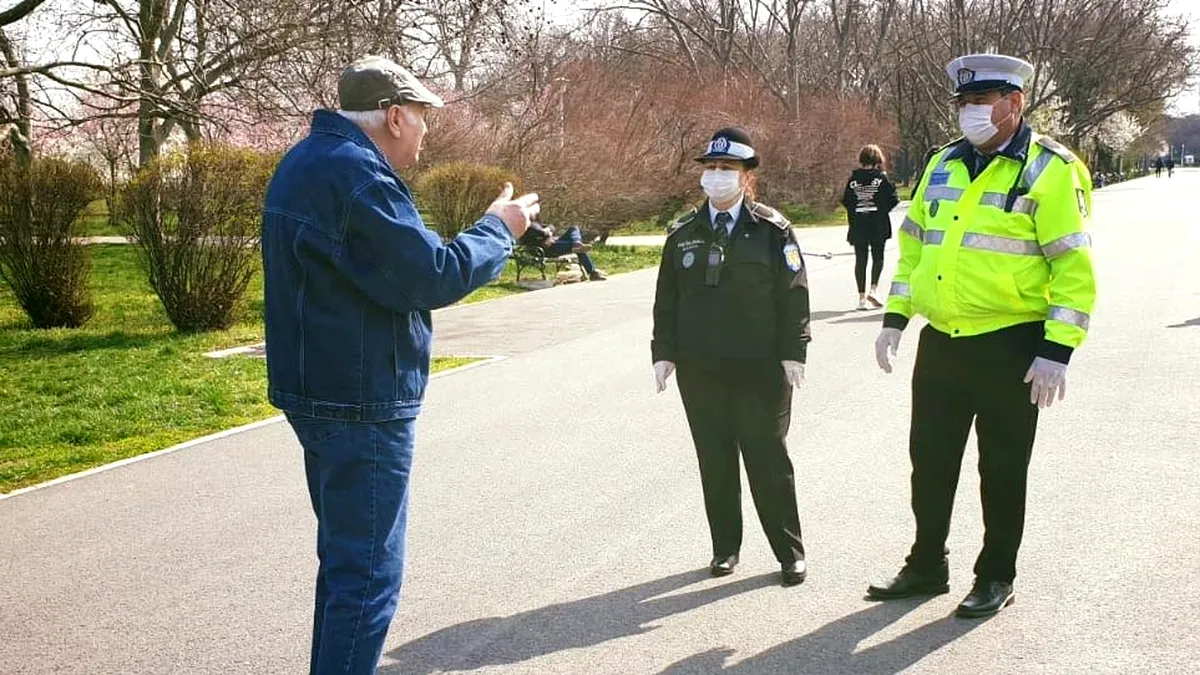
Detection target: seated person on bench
<box><xmin>518</xmin><ymin>222</ymin><xmax>608</xmax><ymax>281</ymax></box>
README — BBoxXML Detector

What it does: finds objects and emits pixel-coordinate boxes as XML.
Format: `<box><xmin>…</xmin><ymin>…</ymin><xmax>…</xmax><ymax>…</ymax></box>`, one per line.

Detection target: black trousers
<box><xmin>676</xmin><ymin>359</ymin><xmax>805</xmax><ymax>564</ymax></box>
<box><xmin>906</xmin><ymin>323</ymin><xmax>1040</xmax><ymax>583</ymax></box>
<box><xmin>854</xmin><ymin>242</ymin><xmax>886</xmax><ymax>293</ymax></box>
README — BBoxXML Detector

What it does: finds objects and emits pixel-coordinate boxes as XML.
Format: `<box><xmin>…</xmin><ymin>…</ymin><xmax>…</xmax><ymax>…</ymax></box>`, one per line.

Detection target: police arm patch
<box><xmin>783</xmin><ymin>243</ymin><xmax>803</xmax><ymax>272</ymax></box>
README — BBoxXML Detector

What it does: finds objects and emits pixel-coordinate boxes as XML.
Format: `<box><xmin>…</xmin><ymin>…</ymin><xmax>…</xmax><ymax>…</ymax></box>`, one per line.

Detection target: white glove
<box><xmin>1024</xmin><ymin>357</ymin><xmax>1068</xmax><ymax>409</ymax></box>
<box><xmin>875</xmin><ymin>327</ymin><xmax>903</xmax><ymax>373</ymax></box>
<box><xmin>781</xmin><ymin>360</ymin><xmax>805</xmax><ymax>387</ymax></box>
<box><xmin>653</xmin><ymin>361</ymin><xmax>676</xmax><ymax>394</ymax></box>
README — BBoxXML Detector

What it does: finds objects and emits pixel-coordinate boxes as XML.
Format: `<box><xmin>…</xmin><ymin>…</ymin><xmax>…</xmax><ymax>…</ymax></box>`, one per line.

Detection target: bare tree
<box><xmin>42</xmin><ymin>0</ymin><xmax>354</xmax><ymax>165</ymax></box>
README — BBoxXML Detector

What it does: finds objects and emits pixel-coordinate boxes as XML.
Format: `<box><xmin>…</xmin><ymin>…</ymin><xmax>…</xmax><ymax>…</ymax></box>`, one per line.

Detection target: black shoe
<box><xmin>955</xmin><ymin>580</ymin><xmax>1014</xmax><ymax>618</ymax></box>
<box><xmin>781</xmin><ymin>560</ymin><xmax>807</xmax><ymax>587</ymax></box>
<box><xmin>709</xmin><ymin>554</ymin><xmax>738</xmax><ymax>577</ymax></box>
<box><xmin>866</xmin><ymin>564</ymin><xmax>950</xmax><ymax>600</ymax></box>
<box><xmin>588</xmin><ymin>270</ymin><xmax>608</xmax><ymax>281</ymax></box>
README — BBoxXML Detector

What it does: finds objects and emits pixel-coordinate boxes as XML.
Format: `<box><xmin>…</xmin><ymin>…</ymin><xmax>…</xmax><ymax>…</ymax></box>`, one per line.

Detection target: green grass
<box><xmin>461</xmin><ymin>244</ymin><xmax>663</xmax><ymax>304</ymax></box>
<box><xmin>0</xmin><ymin>246</ymin><xmax>476</xmax><ymax>493</ymax></box>
<box><xmin>76</xmin><ymin>200</ymin><xmax>120</xmax><ymax>237</ymax></box>
<box><xmin>777</xmin><ymin>203</ymin><xmax>846</xmax><ymax>227</ymax></box>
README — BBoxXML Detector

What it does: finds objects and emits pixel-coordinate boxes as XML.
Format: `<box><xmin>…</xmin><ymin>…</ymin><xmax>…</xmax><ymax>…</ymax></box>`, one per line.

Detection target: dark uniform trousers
<box><xmin>906</xmin><ymin>322</ymin><xmax>1041</xmax><ymax>583</ymax></box>
<box><xmin>676</xmin><ymin>358</ymin><xmax>805</xmax><ymax>565</ymax></box>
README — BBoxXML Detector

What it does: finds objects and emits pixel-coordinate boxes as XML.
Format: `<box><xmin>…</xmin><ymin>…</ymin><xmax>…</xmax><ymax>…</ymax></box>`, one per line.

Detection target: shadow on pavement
<box><xmin>810</xmin><ymin>309</ymin><xmax>863</xmax><ymax>322</ymax></box>
<box><xmin>381</xmin><ymin>569</ymin><xmax>779</xmax><ymax>674</ymax></box>
<box><xmin>830</xmin><ymin>313</ymin><xmax>887</xmax><ymax>325</ymax></box>
<box><xmin>658</xmin><ymin>598</ymin><xmax>991</xmax><ymax>675</ymax></box>
<box><xmin>1167</xmin><ymin>317</ymin><xmax>1200</xmax><ymax>328</ymax></box>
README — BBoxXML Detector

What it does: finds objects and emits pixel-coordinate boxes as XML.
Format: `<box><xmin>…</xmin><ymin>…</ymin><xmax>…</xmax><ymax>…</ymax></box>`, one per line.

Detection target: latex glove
<box><xmin>781</xmin><ymin>360</ymin><xmax>805</xmax><ymax>387</ymax></box>
<box><xmin>875</xmin><ymin>327</ymin><xmax>903</xmax><ymax>373</ymax></box>
<box><xmin>653</xmin><ymin>361</ymin><xmax>676</xmax><ymax>394</ymax></box>
<box><xmin>1024</xmin><ymin>357</ymin><xmax>1068</xmax><ymax>409</ymax></box>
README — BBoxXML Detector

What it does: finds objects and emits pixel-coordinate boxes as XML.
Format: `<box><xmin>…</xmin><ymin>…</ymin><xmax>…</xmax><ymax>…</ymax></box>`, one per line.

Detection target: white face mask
<box><xmin>958</xmin><ymin>103</ymin><xmax>999</xmax><ymax>147</ymax></box>
<box><xmin>700</xmin><ymin>169</ymin><xmax>743</xmax><ymax>203</ymax></box>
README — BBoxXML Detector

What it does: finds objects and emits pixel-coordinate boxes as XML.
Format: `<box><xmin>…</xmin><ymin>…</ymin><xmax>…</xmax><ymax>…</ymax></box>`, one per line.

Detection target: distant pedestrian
<box><xmin>841</xmin><ymin>144</ymin><xmax>899</xmax><ymax>310</ymax></box>
<box><xmin>1155</xmin><ymin>156</ymin><xmax>1163</xmax><ymax>177</ymax></box>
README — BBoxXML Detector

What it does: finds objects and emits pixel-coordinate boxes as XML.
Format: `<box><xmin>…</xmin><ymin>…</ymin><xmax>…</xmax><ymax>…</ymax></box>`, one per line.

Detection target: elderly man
<box><xmin>868</xmin><ymin>54</ymin><xmax>1096</xmax><ymax>617</ymax></box>
<box><xmin>262</xmin><ymin>56</ymin><xmax>537</xmax><ymax>674</ymax></box>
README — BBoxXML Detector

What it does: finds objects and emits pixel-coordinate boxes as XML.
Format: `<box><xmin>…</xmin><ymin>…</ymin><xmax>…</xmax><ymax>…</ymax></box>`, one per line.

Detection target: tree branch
<box><xmin>0</xmin><ymin>0</ymin><xmax>48</xmax><ymax>27</ymax></box>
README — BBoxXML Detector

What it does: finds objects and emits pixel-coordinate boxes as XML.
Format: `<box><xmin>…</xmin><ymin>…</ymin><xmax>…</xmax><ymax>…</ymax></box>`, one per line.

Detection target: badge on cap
<box><xmin>712</xmin><ymin>137</ymin><xmax>729</xmax><ymax>153</ymax></box>
<box><xmin>957</xmin><ymin>68</ymin><xmax>976</xmax><ymax>86</ymax></box>
<box><xmin>783</xmin><ymin>244</ymin><xmax>803</xmax><ymax>272</ymax></box>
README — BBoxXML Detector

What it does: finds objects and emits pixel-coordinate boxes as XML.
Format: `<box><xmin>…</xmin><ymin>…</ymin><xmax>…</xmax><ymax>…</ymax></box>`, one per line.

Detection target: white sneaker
<box><xmin>867</xmin><ymin>294</ymin><xmax>883</xmax><ymax>309</ymax></box>
<box><xmin>857</xmin><ymin>298</ymin><xmax>870</xmax><ymax>311</ymax></box>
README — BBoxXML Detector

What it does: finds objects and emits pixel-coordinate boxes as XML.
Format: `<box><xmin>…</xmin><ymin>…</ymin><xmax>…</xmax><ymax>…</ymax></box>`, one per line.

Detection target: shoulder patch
<box><xmin>1036</xmin><ymin>136</ymin><xmax>1077</xmax><ymax>163</ymax></box>
<box><xmin>666</xmin><ymin>206</ymin><xmax>699</xmax><ymax>236</ymax></box>
<box><xmin>782</xmin><ymin>242</ymin><xmax>804</xmax><ymax>272</ymax></box>
<box><xmin>748</xmin><ymin>201</ymin><xmax>791</xmax><ymax>231</ymax></box>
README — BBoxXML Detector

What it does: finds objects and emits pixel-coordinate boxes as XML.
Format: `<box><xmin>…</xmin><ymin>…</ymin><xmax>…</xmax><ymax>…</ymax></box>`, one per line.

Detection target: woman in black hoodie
<box><xmin>841</xmin><ymin>144</ymin><xmax>899</xmax><ymax>310</ymax></box>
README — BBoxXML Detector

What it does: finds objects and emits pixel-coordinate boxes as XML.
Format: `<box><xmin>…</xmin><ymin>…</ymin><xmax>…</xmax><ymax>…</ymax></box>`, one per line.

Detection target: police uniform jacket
<box><xmin>885</xmin><ymin>121</ymin><xmax>1096</xmax><ymax>363</ymax></box>
<box><xmin>652</xmin><ymin>201</ymin><xmax>811</xmax><ymax>364</ymax></box>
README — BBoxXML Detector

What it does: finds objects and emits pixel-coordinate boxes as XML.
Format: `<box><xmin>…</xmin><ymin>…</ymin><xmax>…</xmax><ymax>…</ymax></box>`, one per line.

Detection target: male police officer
<box><xmin>263</xmin><ymin>57</ymin><xmax>538</xmax><ymax>674</ymax></box>
<box><xmin>868</xmin><ymin>54</ymin><xmax>1096</xmax><ymax>617</ymax></box>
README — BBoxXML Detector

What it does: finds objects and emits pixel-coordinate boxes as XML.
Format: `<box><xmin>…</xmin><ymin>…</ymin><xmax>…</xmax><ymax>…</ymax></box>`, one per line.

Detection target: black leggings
<box><xmin>854</xmin><ymin>242</ymin><xmax>885</xmax><ymax>294</ymax></box>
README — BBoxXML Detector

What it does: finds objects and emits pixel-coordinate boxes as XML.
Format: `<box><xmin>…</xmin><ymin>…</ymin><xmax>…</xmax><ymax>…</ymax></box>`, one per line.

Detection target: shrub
<box><xmin>0</xmin><ymin>156</ymin><xmax>102</xmax><ymax>328</ymax></box>
<box><xmin>117</xmin><ymin>142</ymin><xmax>276</xmax><ymax>332</ymax></box>
<box><xmin>417</xmin><ymin>162</ymin><xmax>521</xmax><ymax>239</ymax></box>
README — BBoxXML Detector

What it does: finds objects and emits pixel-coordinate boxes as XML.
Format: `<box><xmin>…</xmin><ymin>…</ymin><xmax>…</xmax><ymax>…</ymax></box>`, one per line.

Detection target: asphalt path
<box><xmin>2</xmin><ymin>171</ymin><xmax>1198</xmax><ymax>674</ymax></box>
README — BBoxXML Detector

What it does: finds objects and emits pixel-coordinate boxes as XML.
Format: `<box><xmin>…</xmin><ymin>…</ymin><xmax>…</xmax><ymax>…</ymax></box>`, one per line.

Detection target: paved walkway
<box><xmin>2</xmin><ymin>173</ymin><xmax>1198</xmax><ymax>674</ymax></box>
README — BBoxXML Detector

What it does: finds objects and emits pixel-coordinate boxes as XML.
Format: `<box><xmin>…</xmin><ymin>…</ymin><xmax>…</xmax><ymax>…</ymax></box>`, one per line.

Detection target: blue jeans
<box><xmin>544</xmin><ymin>226</ymin><xmax>597</xmax><ymax>275</ymax></box>
<box><xmin>287</xmin><ymin>413</ymin><xmax>416</xmax><ymax>675</ymax></box>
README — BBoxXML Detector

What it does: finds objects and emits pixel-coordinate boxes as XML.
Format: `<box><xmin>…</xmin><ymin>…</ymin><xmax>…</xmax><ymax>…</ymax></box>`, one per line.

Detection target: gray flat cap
<box><xmin>338</xmin><ymin>56</ymin><xmax>445</xmax><ymax>111</ymax></box>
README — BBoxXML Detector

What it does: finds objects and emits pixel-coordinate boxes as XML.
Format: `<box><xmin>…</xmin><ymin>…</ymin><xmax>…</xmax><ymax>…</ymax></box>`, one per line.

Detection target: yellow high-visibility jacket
<box><xmin>886</xmin><ymin>125</ymin><xmax>1096</xmax><ymax>362</ymax></box>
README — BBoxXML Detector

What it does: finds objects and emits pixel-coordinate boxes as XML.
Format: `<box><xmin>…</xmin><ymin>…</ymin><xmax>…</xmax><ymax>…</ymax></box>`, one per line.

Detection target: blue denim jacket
<box><xmin>262</xmin><ymin>110</ymin><xmax>513</xmax><ymax>421</ymax></box>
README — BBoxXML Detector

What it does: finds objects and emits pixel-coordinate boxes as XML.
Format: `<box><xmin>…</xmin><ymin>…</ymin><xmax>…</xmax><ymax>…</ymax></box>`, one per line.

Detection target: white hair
<box><xmin>338</xmin><ymin>105</ymin><xmax>423</xmax><ymax>132</ymax></box>
<box><xmin>338</xmin><ymin>108</ymin><xmax>388</xmax><ymax>131</ymax></box>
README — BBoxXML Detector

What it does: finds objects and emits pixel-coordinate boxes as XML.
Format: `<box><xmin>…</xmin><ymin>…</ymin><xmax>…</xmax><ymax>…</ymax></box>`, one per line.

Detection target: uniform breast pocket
<box><xmin>727</xmin><ymin>240</ymin><xmax>774</xmax><ymax>289</ymax></box>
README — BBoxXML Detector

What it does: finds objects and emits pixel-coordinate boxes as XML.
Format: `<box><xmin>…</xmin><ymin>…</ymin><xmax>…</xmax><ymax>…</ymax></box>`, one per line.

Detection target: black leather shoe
<box><xmin>709</xmin><ymin>554</ymin><xmax>738</xmax><ymax>577</ymax></box>
<box><xmin>955</xmin><ymin>580</ymin><xmax>1014</xmax><ymax>618</ymax></box>
<box><xmin>781</xmin><ymin>560</ymin><xmax>807</xmax><ymax>587</ymax></box>
<box><xmin>866</xmin><ymin>565</ymin><xmax>950</xmax><ymax>599</ymax></box>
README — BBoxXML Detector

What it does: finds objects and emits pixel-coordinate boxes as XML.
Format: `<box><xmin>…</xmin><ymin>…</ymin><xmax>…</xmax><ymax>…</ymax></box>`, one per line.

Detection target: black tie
<box><xmin>714</xmin><ymin>211</ymin><xmax>731</xmax><ymax>246</ymax></box>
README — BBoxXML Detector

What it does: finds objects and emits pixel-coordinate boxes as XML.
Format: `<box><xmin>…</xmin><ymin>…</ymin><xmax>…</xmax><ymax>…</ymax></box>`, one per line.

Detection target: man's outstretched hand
<box><xmin>486</xmin><ymin>182</ymin><xmax>540</xmax><ymax>240</ymax></box>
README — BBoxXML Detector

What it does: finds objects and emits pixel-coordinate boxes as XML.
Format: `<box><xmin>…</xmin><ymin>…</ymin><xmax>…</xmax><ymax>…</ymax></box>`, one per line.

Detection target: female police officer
<box><xmin>651</xmin><ymin>127</ymin><xmax>812</xmax><ymax>587</ymax></box>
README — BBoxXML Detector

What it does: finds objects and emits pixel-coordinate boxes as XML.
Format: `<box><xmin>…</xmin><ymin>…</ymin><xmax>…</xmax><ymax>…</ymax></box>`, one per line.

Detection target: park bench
<box><xmin>512</xmin><ymin>243</ymin><xmax>585</xmax><ymax>282</ymax></box>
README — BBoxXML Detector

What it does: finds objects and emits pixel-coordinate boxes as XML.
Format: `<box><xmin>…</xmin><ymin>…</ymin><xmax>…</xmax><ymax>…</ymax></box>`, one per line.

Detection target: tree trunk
<box><xmin>0</xmin><ymin>27</ymin><xmax>32</xmax><ymax>167</ymax></box>
<box><xmin>137</xmin><ymin>0</ymin><xmax>166</xmax><ymax>167</ymax></box>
